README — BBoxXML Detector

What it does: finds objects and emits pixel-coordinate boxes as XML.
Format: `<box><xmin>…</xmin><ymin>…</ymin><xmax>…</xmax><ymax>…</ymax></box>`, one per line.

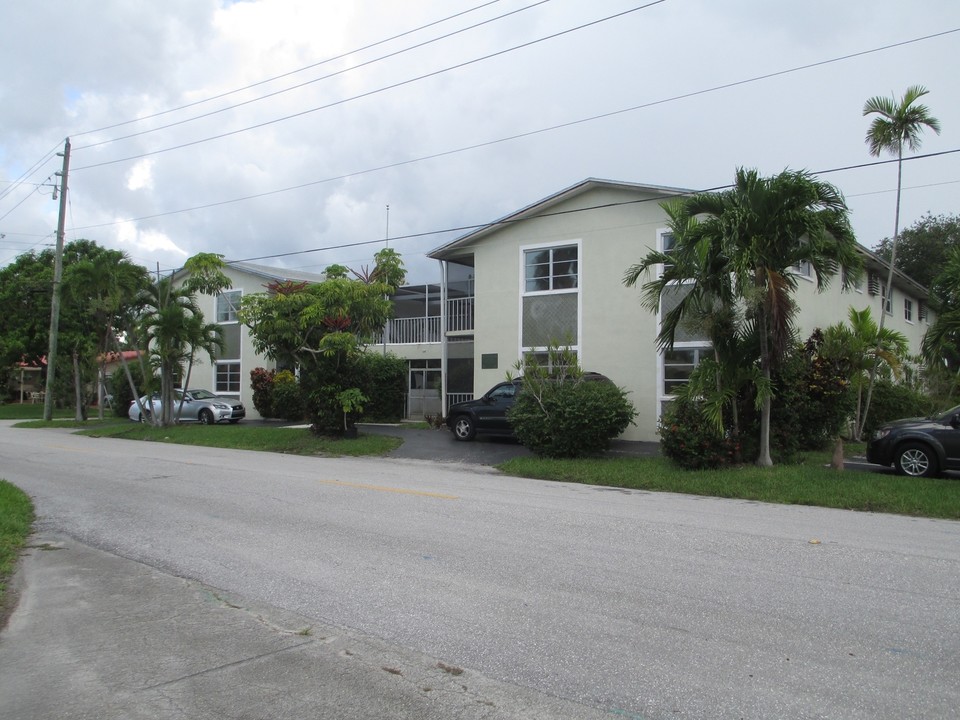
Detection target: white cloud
<box><xmin>126</xmin><ymin>159</ymin><xmax>155</xmax><ymax>191</ymax></box>
<box><xmin>1</xmin><ymin>0</ymin><xmax>959</xmax><ymax>280</ymax></box>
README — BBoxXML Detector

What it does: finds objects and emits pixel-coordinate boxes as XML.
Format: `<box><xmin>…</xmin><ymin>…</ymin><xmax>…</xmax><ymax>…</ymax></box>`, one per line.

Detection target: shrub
<box><xmin>110</xmin><ymin>363</ymin><xmax>148</xmax><ymax>418</ymax></box>
<box><xmin>862</xmin><ymin>380</ymin><xmax>933</xmax><ymax>438</ymax></box>
<box><xmin>250</xmin><ymin>367</ymin><xmax>276</xmax><ymax>418</ymax></box>
<box><xmin>272</xmin><ymin>370</ymin><xmax>304</xmax><ymax>421</ymax></box>
<box><xmin>659</xmin><ymin>396</ymin><xmax>738</xmax><ymax>470</ymax></box>
<box><xmin>508</xmin><ymin>347</ymin><xmax>636</xmax><ymax>458</ymax></box>
<box><xmin>353</xmin><ymin>352</ymin><xmax>406</xmax><ymax>422</ymax></box>
<box><xmin>299</xmin><ymin>351</ymin><xmax>406</xmax><ymax>435</ymax></box>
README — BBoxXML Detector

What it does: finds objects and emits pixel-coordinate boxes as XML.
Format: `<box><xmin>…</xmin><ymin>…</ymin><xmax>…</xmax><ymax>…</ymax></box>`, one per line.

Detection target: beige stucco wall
<box><xmin>793</xmin><ymin>276</ymin><xmax>931</xmax><ymax>356</ymax></box>
<box><xmin>450</xmin><ymin>183</ymin><xmax>935</xmax><ymax>443</ymax></box>
<box><xmin>177</xmin><ymin>265</ymin><xmax>275</xmax><ymax>420</ymax></box>
<box><xmin>459</xmin><ymin>185</ymin><xmax>670</xmax><ymax>442</ymax></box>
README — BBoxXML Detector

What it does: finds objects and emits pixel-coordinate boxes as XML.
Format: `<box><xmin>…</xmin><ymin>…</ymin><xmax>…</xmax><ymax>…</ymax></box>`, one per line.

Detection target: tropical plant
<box><xmin>822</xmin><ymin>306</ymin><xmax>909</xmax><ymax>438</ymax></box>
<box><xmin>239</xmin><ymin>252</ymin><xmax>406</xmax><ymax>435</ymax></box>
<box><xmin>507</xmin><ymin>345</ymin><xmax>636</xmax><ymax>458</ymax></box>
<box><xmin>624</xmin><ymin>168</ymin><xmax>861</xmax><ymax>466</ymax></box>
<box><xmin>860</xmin><ymin>85</ymin><xmax>940</xmax><ymax>435</ymax></box>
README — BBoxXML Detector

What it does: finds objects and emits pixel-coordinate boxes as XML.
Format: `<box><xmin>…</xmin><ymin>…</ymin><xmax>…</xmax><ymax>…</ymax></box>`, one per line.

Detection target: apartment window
<box><xmin>215</xmin><ymin>362</ymin><xmax>241</xmax><ymax>394</ymax></box>
<box><xmin>524</xmin><ymin>245</ymin><xmax>578</xmax><ymax>292</ymax></box>
<box><xmin>919</xmin><ymin>301</ymin><xmax>928</xmax><ymax>322</ymax></box>
<box><xmin>882</xmin><ymin>284</ymin><xmax>893</xmax><ymax>315</ymax></box>
<box><xmin>661</xmin><ymin>231</ymin><xmax>676</xmax><ymax>272</ymax></box>
<box><xmin>217</xmin><ymin>290</ymin><xmax>241</xmax><ymax>323</ymax></box>
<box><xmin>904</xmin><ymin>298</ymin><xmax>913</xmax><ymax>323</ymax></box>
<box><xmin>792</xmin><ymin>260</ymin><xmax>813</xmax><ymax>279</ymax></box>
<box><xmin>663</xmin><ymin>346</ymin><xmax>711</xmax><ymax>395</ymax></box>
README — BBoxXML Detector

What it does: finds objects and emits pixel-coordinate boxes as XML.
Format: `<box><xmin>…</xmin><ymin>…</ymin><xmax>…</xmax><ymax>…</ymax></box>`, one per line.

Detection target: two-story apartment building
<box><xmin>428</xmin><ymin>178</ymin><xmax>934</xmax><ymax>442</ymax></box>
<box><xmin>176</xmin><ymin>178</ymin><xmax>933</xmax><ymax>441</ymax></box>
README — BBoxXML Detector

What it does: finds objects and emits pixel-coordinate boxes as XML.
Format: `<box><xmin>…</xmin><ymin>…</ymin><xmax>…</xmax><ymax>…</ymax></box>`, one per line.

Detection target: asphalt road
<box><xmin>2</xmin><ymin>422</ymin><xmax>959</xmax><ymax>719</ymax></box>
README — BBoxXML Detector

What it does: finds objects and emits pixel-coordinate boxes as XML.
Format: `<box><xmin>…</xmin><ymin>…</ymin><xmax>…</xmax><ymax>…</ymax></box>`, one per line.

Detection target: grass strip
<box><xmin>497</xmin><ymin>454</ymin><xmax>960</xmax><ymax>520</ymax></box>
<box><xmin>0</xmin><ymin>480</ymin><xmax>35</xmax><ymax>606</ymax></box>
<box><xmin>74</xmin><ymin>422</ymin><xmax>403</xmax><ymax>457</ymax></box>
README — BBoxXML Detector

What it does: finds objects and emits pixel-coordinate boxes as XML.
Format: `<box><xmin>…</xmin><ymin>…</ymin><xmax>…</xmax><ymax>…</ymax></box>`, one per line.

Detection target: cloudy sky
<box><xmin>1</xmin><ymin>0</ymin><xmax>958</xmax><ymax>283</ymax></box>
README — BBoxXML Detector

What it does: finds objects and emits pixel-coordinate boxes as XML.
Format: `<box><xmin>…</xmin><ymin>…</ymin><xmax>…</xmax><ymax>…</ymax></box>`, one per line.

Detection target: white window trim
<box><xmin>904</xmin><ymin>297</ymin><xmax>914</xmax><ymax>324</ymax></box>
<box><xmin>214</xmin><ymin>360</ymin><xmax>241</xmax><ymax>397</ymax></box>
<box><xmin>520</xmin><ymin>240</ymin><xmax>581</xmax><ymax>297</ymax></box>
<box><xmin>518</xmin><ymin>240</ymin><xmax>582</xmax><ymax>360</ymax></box>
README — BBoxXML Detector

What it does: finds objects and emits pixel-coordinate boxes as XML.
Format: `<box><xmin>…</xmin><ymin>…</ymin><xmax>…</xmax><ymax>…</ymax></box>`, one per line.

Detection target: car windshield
<box><xmin>188</xmin><ymin>389</ymin><xmax>218</xmax><ymax>400</ymax></box>
<box><xmin>935</xmin><ymin>405</ymin><xmax>960</xmax><ymax>422</ymax></box>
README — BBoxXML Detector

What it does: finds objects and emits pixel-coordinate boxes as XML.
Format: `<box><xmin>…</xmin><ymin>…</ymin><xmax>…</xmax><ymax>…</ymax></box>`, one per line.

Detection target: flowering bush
<box><xmin>659</xmin><ymin>396</ymin><xmax>738</xmax><ymax>470</ymax></box>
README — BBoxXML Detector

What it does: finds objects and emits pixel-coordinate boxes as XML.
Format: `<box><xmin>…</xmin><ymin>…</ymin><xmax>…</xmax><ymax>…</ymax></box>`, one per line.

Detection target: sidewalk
<box><xmin>0</xmin><ymin>533</ymin><xmax>612</xmax><ymax>720</ymax></box>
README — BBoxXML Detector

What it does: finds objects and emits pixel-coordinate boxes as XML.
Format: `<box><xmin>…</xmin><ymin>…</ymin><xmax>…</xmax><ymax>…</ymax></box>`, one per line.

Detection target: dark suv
<box><xmin>446</xmin><ymin>373</ymin><xmax>612</xmax><ymax>442</ymax></box>
<box><xmin>447</xmin><ymin>380</ymin><xmax>522</xmax><ymax>441</ymax></box>
<box><xmin>866</xmin><ymin>405</ymin><xmax>960</xmax><ymax>477</ymax></box>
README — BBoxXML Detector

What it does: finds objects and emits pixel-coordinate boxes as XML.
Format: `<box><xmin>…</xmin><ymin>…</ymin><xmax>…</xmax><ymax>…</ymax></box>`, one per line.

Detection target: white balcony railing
<box><xmin>376</xmin><ymin>316</ymin><xmax>442</xmax><ymax>345</ymax></box>
<box><xmin>371</xmin><ymin>298</ymin><xmax>475</xmax><ymax>345</ymax></box>
<box><xmin>447</xmin><ymin>297</ymin><xmax>474</xmax><ymax>332</ymax></box>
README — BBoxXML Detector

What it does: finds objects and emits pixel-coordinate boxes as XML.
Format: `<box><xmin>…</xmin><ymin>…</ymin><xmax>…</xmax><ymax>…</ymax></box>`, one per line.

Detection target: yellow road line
<box><xmin>316</xmin><ymin>477</ymin><xmax>458</xmax><ymax>500</ymax></box>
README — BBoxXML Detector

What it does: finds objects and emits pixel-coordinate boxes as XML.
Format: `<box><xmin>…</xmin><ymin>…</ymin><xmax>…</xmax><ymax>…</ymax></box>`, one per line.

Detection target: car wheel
<box><xmin>198</xmin><ymin>409</ymin><xmax>215</xmax><ymax>425</ymax></box>
<box><xmin>894</xmin><ymin>442</ymin><xmax>938</xmax><ymax>478</ymax></box>
<box><xmin>452</xmin><ymin>415</ymin><xmax>476</xmax><ymax>441</ymax></box>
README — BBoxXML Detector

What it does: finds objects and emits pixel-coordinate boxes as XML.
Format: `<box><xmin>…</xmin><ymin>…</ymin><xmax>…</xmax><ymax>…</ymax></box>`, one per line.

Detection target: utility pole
<box><xmin>43</xmin><ymin>138</ymin><xmax>71</xmax><ymax>421</ymax></box>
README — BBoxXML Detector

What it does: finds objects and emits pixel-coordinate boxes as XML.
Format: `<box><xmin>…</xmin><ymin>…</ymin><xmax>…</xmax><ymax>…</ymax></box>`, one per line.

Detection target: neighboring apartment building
<box><xmin>176</xmin><ymin>178</ymin><xmax>934</xmax><ymax>440</ymax></box>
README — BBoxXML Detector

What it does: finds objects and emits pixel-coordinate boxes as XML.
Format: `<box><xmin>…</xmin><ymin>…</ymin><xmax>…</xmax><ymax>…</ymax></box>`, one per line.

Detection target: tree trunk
<box><xmin>756</xmin><ymin>308</ymin><xmax>773</xmax><ymax>468</ymax></box>
<box><xmin>858</xmin><ymin>143</ymin><xmax>904</xmax><ymax>439</ymax></box>
<box><xmin>830</xmin><ymin>436</ymin><xmax>845</xmax><ymax>471</ymax></box>
<box><xmin>73</xmin><ymin>350</ymin><xmax>84</xmax><ymax>422</ymax></box>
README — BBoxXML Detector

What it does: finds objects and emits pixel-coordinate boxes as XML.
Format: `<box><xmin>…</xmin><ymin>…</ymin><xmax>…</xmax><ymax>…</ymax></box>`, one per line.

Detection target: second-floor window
<box><xmin>217</xmin><ymin>290</ymin><xmax>241</xmax><ymax>323</ymax></box>
<box><xmin>904</xmin><ymin>298</ymin><xmax>913</xmax><ymax>322</ymax></box>
<box><xmin>524</xmin><ymin>245</ymin><xmax>578</xmax><ymax>292</ymax></box>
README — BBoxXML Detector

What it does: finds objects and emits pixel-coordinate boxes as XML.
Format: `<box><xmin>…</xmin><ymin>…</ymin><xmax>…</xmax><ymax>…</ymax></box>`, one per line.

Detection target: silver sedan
<box><xmin>128</xmin><ymin>389</ymin><xmax>246</xmax><ymax>424</ymax></box>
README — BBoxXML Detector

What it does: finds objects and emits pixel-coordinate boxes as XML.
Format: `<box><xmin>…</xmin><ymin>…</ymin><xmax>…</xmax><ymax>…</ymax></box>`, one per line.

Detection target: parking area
<box><xmin>357</xmin><ymin>423</ymin><xmax>661</xmax><ymax>466</ymax></box>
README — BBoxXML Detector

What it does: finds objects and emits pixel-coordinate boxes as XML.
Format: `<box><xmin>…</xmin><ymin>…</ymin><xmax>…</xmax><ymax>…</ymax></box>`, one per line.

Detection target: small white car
<box><xmin>128</xmin><ymin>389</ymin><xmax>245</xmax><ymax>424</ymax></box>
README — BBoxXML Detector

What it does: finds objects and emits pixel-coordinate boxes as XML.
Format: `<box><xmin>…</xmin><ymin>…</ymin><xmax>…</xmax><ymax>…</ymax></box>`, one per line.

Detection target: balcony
<box><xmin>373</xmin><ymin>297</ymin><xmax>475</xmax><ymax>345</ymax></box>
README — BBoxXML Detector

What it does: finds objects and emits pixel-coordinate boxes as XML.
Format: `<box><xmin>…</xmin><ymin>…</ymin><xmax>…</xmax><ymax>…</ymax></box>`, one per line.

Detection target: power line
<box><xmin>223</xmin><ymin>150</ymin><xmax>960</xmax><ymax>267</ymax></box>
<box><xmin>71</xmin><ymin>1</ymin><xmax>668</xmax><ymax>171</ymax></box>
<box><xmin>73</xmin><ymin>0</ymin><xmax>554</xmax><ymax>151</ymax></box>
<box><xmin>65</xmin><ymin>20</ymin><xmax>960</xmax><ymax>235</ymax></box>
<box><xmin>0</xmin><ymin>143</ymin><xmax>62</xmax><ymax>203</ymax></box>
<box><xmin>72</xmin><ymin>0</ymin><xmax>506</xmax><ymax>138</ymax></box>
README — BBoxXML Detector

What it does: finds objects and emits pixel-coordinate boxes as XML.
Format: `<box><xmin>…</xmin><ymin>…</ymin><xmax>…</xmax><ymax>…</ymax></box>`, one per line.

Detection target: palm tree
<box><xmin>823</xmin><ymin>307</ymin><xmax>909</xmax><ymax>434</ymax></box>
<box><xmin>175</xmin><ymin>315</ymin><xmax>224</xmax><ymax>419</ymax></box>
<box><xmin>626</xmin><ymin>168</ymin><xmax>861</xmax><ymax>466</ymax></box>
<box><xmin>138</xmin><ymin>279</ymin><xmax>206</xmax><ymax>426</ymax></box>
<box><xmin>859</xmin><ymin>85</ymin><xmax>940</xmax><ymax>438</ymax></box>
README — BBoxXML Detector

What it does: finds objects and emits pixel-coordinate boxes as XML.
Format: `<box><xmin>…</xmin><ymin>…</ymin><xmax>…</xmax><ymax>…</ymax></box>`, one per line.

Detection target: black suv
<box><xmin>866</xmin><ymin>405</ymin><xmax>960</xmax><ymax>477</ymax></box>
<box><xmin>446</xmin><ymin>373</ymin><xmax>612</xmax><ymax>442</ymax></box>
<box><xmin>447</xmin><ymin>380</ymin><xmax>522</xmax><ymax>441</ymax></box>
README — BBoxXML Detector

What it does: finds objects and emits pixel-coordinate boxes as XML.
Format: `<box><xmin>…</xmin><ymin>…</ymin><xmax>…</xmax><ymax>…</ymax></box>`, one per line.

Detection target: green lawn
<box><xmin>74</xmin><ymin>422</ymin><xmax>403</xmax><ymax>457</ymax></box>
<box><xmin>0</xmin><ymin>480</ymin><xmax>34</xmax><ymax>610</ymax></box>
<box><xmin>497</xmin><ymin>453</ymin><xmax>960</xmax><ymax>520</ymax></box>
<box><xmin>0</xmin><ymin>403</ymin><xmax>77</xmax><ymax>420</ymax></box>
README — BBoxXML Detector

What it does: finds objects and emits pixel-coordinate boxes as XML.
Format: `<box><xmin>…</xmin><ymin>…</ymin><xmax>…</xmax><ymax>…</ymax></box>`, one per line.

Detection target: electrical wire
<box><xmin>73</xmin><ymin>0</ymin><xmax>554</xmax><ymax>151</ymax></box>
<box><xmin>71</xmin><ymin>1</ymin><xmax>668</xmax><ymax>171</ymax></box>
<box><xmin>0</xmin><ymin>143</ymin><xmax>62</xmax><ymax>203</ymax></box>
<box><xmin>206</xmin><ymin>150</ymin><xmax>960</xmax><ymax>267</ymax></box>
<box><xmin>72</xmin><ymin>0</ymin><xmax>506</xmax><ymax>138</ymax></box>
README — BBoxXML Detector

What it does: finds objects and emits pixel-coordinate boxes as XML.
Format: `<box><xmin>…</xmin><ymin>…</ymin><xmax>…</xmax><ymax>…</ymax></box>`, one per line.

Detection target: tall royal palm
<box><xmin>859</xmin><ymin>85</ymin><xmax>940</xmax><ymax>437</ymax></box>
<box><xmin>626</xmin><ymin>169</ymin><xmax>861</xmax><ymax>467</ymax></box>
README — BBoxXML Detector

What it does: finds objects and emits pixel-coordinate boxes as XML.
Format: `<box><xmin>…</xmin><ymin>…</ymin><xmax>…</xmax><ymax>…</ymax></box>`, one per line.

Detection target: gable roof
<box><xmin>429</xmin><ymin>177</ymin><xmax>692</xmax><ymax>260</ymax></box>
<box><xmin>173</xmin><ymin>260</ymin><xmax>328</xmax><ymax>287</ymax></box>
